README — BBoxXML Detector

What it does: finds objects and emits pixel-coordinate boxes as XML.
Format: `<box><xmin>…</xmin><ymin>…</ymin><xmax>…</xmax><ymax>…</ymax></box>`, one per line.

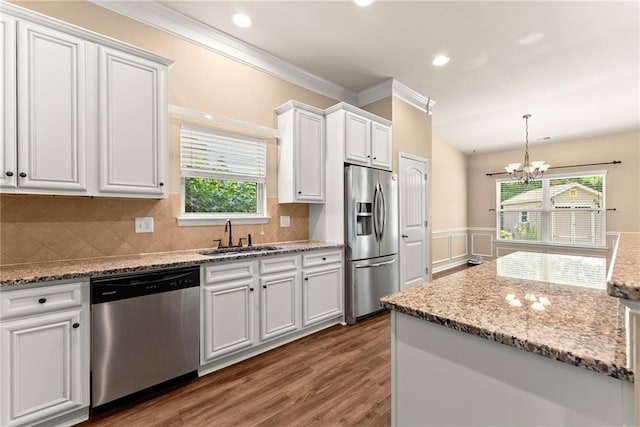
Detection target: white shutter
<box><xmin>180</xmin><ymin>124</ymin><xmax>266</xmax><ymax>183</ymax></box>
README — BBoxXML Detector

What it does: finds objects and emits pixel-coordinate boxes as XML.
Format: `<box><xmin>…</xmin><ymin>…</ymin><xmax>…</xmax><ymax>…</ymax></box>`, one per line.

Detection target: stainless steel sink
<box><xmin>200</xmin><ymin>246</ymin><xmax>281</xmax><ymax>257</ymax></box>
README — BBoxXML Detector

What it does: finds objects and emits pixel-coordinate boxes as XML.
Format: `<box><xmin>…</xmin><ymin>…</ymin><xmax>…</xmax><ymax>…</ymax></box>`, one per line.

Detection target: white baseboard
<box><xmin>432</xmin><ymin>258</ymin><xmax>469</xmax><ymax>274</ymax></box>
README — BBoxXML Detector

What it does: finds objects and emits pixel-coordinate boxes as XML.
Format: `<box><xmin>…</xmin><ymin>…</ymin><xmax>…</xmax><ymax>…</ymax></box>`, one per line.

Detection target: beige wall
<box><xmin>390</xmin><ymin>97</ymin><xmax>432</xmax><ymax>173</ymax></box>
<box><xmin>432</xmin><ymin>134</ymin><xmax>467</xmax><ymax>230</ymax></box>
<box><xmin>1</xmin><ymin>1</ymin><xmax>338</xmax><ymax>264</ymax></box>
<box><xmin>467</xmin><ymin>130</ymin><xmax>640</xmax><ymax>232</ymax></box>
<box><xmin>361</xmin><ymin>97</ymin><xmax>393</xmax><ymax>122</ymax></box>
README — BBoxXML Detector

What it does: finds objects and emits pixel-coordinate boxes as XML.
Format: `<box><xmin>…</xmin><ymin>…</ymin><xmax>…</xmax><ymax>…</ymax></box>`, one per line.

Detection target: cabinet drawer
<box><xmin>260</xmin><ymin>255</ymin><xmax>299</xmax><ymax>275</ymax></box>
<box><xmin>0</xmin><ymin>282</ymin><xmax>84</xmax><ymax>320</ymax></box>
<box><xmin>302</xmin><ymin>250</ymin><xmax>343</xmax><ymax>268</ymax></box>
<box><xmin>203</xmin><ymin>261</ymin><xmax>255</xmax><ymax>285</ymax></box>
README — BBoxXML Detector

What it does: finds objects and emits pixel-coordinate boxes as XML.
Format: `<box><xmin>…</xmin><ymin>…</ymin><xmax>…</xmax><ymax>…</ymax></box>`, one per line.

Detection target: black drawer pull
<box><xmin>38</xmin><ymin>298</ymin><xmax>46</xmax><ymax>304</ymax></box>
<box><xmin>322</xmin><ymin>257</ymin><xmax>327</xmax><ymax>261</ymax></box>
<box><xmin>5</xmin><ymin>171</ymin><xmax>13</xmax><ymax>177</ymax></box>
<box><xmin>262</xmin><ymin>285</ymin><xmax>267</xmax><ymax>289</ymax></box>
<box><xmin>19</xmin><ymin>172</ymin><xmax>27</xmax><ymax>178</ymax></box>
<box><xmin>159</xmin><ymin>182</ymin><xmax>164</xmax><ymax>187</ymax></box>
<box><xmin>72</xmin><ymin>323</ymin><xmax>80</xmax><ymax>329</ymax></box>
<box><xmin>304</xmin><ymin>277</ymin><xmax>308</xmax><ymax>281</ymax></box>
<box><xmin>249</xmin><ymin>287</ymin><xmax>254</xmax><ymax>292</ymax></box>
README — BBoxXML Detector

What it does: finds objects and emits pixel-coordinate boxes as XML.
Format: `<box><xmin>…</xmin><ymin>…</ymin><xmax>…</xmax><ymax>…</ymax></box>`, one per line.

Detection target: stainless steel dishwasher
<box><xmin>91</xmin><ymin>266</ymin><xmax>200</xmax><ymax>408</ymax></box>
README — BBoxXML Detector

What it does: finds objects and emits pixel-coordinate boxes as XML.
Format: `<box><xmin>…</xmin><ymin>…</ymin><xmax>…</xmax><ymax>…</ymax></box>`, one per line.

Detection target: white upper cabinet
<box><xmin>370</xmin><ymin>121</ymin><xmax>392</xmax><ymax>170</ymax></box>
<box><xmin>17</xmin><ymin>20</ymin><xmax>87</xmax><ymax>193</ymax></box>
<box><xmin>276</xmin><ymin>101</ymin><xmax>325</xmax><ymax>203</ymax></box>
<box><xmin>345</xmin><ymin>112</ymin><xmax>370</xmax><ymax>164</ymax></box>
<box><xmin>98</xmin><ymin>47</ymin><xmax>167</xmax><ymax>197</ymax></box>
<box><xmin>326</xmin><ymin>102</ymin><xmax>393</xmax><ymax>171</ymax></box>
<box><xmin>1</xmin><ymin>3</ymin><xmax>171</xmax><ymax>198</ymax></box>
<box><xmin>0</xmin><ymin>15</ymin><xmax>16</xmax><ymax>189</ymax></box>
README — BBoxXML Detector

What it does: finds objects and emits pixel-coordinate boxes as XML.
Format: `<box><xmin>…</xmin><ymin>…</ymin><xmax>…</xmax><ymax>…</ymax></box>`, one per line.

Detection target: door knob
<box><xmin>401</xmin><ymin>234</ymin><xmax>408</xmax><ymax>238</ymax></box>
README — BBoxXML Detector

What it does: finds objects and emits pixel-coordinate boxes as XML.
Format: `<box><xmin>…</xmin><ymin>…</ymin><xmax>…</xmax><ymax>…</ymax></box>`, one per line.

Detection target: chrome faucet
<box><xmin>224</xmin><ymin>219</ymin><xmax>233</xmax><ymax>248</ymax></box>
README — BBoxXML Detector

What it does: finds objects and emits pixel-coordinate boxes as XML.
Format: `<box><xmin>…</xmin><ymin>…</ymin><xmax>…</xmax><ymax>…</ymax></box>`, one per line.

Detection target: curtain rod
<box><xmin>485</xmin><ymin>160</ymin><xmax>622</xmax><ymax>177</ymax></box>
<box><xmin>169</xmin><ymin>105</ymin><xmax>279</xmax><ymax>139</ymax></box>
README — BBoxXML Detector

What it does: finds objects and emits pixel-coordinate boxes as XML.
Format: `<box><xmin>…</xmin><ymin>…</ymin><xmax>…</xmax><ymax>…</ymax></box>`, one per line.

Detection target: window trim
<box><xmin>495</xmin><ymin>170</ymin><xmax>607</xmax><ymax>249</ymax></box>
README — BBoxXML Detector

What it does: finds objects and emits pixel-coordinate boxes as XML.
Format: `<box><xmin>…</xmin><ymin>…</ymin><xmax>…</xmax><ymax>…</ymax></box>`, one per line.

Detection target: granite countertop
<box><xmin>0</xmin><ymin>241</ymin><xmax>343</xmax><ymax>287</ymax></box>
<box><xmin>381</xmin><ymin>251</ymin><xmax>632</xmax><ymax>382</ymax></box>
<box><xmin>607</xmin><ymin>233</ymin><xmax>640</xmax><ymax>302</ymax></box>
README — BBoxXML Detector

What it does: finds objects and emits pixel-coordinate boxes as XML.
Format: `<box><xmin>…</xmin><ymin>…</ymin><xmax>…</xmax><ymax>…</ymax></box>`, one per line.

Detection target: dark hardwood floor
<box><xmin>81</xmin><ymin>265</ymin><xmax>469</xmax><ymax>427</ymax></box>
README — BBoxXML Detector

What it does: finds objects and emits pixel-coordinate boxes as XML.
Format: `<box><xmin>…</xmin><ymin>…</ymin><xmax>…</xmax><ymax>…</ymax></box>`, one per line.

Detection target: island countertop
<box><xmin>381</xmin><ymin>251</ymin><xmax>632</xmax><ymax>382</ymax></box>
<box><xmin>0</xmin><ymin>241</ymin><xmax>343</xmax><ymax>287</ymax></box>
<box><xmin>607</xmin><ymin>233</ymin><xmax>640</xmax><ymax>302</ymax></box>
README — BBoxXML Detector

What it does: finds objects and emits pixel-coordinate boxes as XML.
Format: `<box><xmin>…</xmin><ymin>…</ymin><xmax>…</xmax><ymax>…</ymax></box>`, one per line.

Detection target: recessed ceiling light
<box><xmin>231</xmin><ymin>13</ymin><xmax>252</xmax><ymax>28</ymax></box>
<box><xmin>354</xmin><ymin>0</ymin><xmax>375</xmax><ymax>7</ymax></box>
<box><xmin>432</xmin><ymin>54</ymin><xmax>450</xmax><ymax>67</ymax></box>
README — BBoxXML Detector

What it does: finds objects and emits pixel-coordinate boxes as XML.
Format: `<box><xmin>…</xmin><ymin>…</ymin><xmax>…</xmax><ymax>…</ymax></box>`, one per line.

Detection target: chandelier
<box><xmin>504</xmin><ymin>114</ymin><xmax>550</xmax><ymax>184</ymax></box>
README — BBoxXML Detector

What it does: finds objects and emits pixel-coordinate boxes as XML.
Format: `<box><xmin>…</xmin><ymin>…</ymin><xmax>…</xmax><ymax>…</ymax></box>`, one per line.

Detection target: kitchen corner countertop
<box><xmin>0</xmin><ymin>241</ymin><xmax>343</xmax><ymax>287</ymax></box>
<box><xmin>607</xmin><ymin>233</ymin><xmax>640</xmax><ymax>302</ymax></box>
<box><xmin>381</xmin><ymin>251</ymin><xmax>632</xmax><ymax>382</ymax></box>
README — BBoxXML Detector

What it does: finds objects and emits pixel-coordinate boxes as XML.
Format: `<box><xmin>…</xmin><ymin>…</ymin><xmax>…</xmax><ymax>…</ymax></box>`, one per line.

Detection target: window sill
<box><xmin>177</xmin><ymin>215</ymin><xmax>271</xmax><ymax>227</ymax></box>
<box><xmin>495</xmin><ymin>239</ymin><xmax>608</xmax><ymax>252</ymax></box>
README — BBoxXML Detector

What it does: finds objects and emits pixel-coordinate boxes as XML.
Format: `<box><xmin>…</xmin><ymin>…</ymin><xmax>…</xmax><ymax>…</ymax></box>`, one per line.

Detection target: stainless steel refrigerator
<box><xmin>345</xmin><ymin>164</ymin><xmax>399</xmax><ymax>325</ymax></box>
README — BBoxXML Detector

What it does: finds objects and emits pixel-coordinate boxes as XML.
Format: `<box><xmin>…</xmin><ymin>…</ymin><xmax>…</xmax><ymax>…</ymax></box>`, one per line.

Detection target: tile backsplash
<box><xmin>0</xmin><ymin>194</ymin><xmax>308</xmax><ymax>265</ymax></box>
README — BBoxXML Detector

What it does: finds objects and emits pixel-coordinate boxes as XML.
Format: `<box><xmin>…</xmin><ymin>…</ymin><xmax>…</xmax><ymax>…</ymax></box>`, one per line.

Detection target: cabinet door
<box><xmin>98</xmin><ymin>47</ymin><xmax>167</xmax><ymax>197</ymax></box>
<box><xmin>302</xmin><ymin>264</ymin><xmax>343</xmax><ymax>327</ymax></box>
<box><xmin>371</xmin><ymin>122</ymin><xmax>392</xmax><ymax>170</ymax></box>
<box><xmin>17</xmin><ymin>21</ymin><xmax>87</xmax><ymax>192</ymax></box>
<box><xmin>1</xmin><ymin>309</ymin><xmax>85</xmax><ymax>427</ymax></box>
<box><xmin>344</xmin><ymin>112</ymin><xmax>370</xmax><ymax>166</ymax></box>
<box><xmin>294</xmin><ymin>109</ymin><xmax>324</xmax><ymax>202</ymax></box>
<box><xmin>259</xmin><ymin>271</ymin><xmax>299</xmax><ymax>341</ymax></box>
<box><xmin>0</xmin><ymin>16</ymin><xmax>16</xmax><ymax>189</ymax></box>
<box><xmin>201</xmin><ymin>280</ymin><xmax>256</xmax><ymax>363</ymax></box>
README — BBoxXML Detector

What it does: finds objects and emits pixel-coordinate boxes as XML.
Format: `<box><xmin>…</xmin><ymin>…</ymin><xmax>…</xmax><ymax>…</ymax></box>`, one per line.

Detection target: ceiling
<box><xmin>157</xmin><ymin>0</ymin><xmax>639</xmax><ymax>154</ymax></box>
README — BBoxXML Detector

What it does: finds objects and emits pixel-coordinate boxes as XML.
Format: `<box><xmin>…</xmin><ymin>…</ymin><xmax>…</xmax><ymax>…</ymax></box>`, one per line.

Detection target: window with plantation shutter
<box><xmin>178</xmin><ymin>124</ymin><xmax>268</xmax><ymax>225</ymax></box>
<box><xmin>497</xmin><ymin>172</ymin><xmax>606</xmax><ymax>247</ymax></box>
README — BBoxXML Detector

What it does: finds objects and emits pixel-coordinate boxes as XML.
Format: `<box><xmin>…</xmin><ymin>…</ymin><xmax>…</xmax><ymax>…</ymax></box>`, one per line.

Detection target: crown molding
<box><xmin>356</xmin><ymin>78</ymin><xmax>435</xmax><ymax>115</ymax></box>
<box><xmin>89</xmin><ymin>0</ymin><xmax>358</xmax><ymax>104</ymax></box>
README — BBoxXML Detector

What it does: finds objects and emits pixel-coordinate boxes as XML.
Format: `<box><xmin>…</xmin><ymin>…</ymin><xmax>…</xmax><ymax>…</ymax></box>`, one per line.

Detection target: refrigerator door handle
<box><xmin>379</xmin><ymin>183</ymin><xmax>386</xmax><ymax>240</ymax></box>
<box><xmin>354</xmin><ymin>258</ymin><xmax>397</xmax><ymax>268</ymax></box>
<box><xmin>373</xmin><ymin>184</ymin><xmax>380</xmax><ymax>241</ymax></box>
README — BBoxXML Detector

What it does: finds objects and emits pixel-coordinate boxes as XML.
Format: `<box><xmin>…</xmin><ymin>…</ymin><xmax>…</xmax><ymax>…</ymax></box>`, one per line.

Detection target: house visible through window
<box><xmin>496</xmin><ymin>172</ymin><xmax>605</xmax><ymax>247</ymax></box>
<box><xmin>179</xmin><ymin>124</ymin><xmax>267</xmax><ymax>225</ymax></box>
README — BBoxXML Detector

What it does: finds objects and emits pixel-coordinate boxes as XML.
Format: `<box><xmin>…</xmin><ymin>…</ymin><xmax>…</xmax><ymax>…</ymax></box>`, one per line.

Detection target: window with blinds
<box><xmin>180</xmin><ymin>124</ymin><xmax>267</xmax><ymax>218</ymax></box>
<box><xmin>496</xmin><ymin>172</ymin><xmax>605</xmax><ymax>247</ymax></box>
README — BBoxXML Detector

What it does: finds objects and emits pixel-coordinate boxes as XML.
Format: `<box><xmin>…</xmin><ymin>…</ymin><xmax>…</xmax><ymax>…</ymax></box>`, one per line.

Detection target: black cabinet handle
<box><xmin>262</xmin><ymin>285</ymin><xmax>267</xmax><ymax>289</ymax></box>
<box><xmin>304</xmin><ymin>277</ymin><xmax>308</xmax><ymax>281</ymax></box>
<box><xmin>159</xmin><ymin>182</ymin><xmax>164</xmax><ymax>187</ymax></box>
<box><xmin>5</xmin><ymin>171</ymin><xmax>13</xmax><ymax>177</ymax></box>
<box><xmin>72</xmin><ymin>323</ymin><xmax>80</xmax><ymax>329</ymax></box>
<box><xmin>297</xmin><ymin>191</ymin><xmax>302</xmax><ymax>194</ymax></box>
<box><xmin>322</xmin><ymin>257</ymin><xmax>327</xmax><ymax>261</ymax></box>
<box><xmin>249</xmin><ymin>287</ymin><xmax>254</xmax><ymax>292</ymax></box>
<box><xmin>367</xmin><ymin>155</ymin><xmax>371</xmax><ymax>158</ymax></box>
<box><xmin>38</xmin><ymin>298</ymin><xmax>46</xmax><ymax>304</ymax></box>
<box><xmin>401</xmin><ymin>234</ymin><xmax>408</xmax><ymax>238</ymax></box>
<box><xmin>373</xmin><ymin>157</ymin><xmax>377</xmax><ymax>160</ymax></box>
<box><xmin>19</xmin><ymin>172</ymin><xmax>27</xmax><ymax>178</ymax></box>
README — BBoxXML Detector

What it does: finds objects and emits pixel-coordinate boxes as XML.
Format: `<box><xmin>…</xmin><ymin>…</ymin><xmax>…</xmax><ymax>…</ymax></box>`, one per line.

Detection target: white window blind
<box><xmin>180</xmin><ymin>124</ymin><xmax>266</xmax><ymax>183</ymax></box>
<box><xmin>497</xmin><ymin>172</ymin><xmax>606</xmax><ymax>247</ymax></box>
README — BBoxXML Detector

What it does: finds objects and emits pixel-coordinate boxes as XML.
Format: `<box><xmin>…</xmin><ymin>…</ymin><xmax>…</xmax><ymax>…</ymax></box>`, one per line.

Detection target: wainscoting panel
<box><xmin>432</xmin><ymin>229</ymin><xmax>469</xmax><ymax>273</ymax></box>
<box><xmin>451</xmin><ymin>234</ymin><xmax>468</xmax><ymax>259</ymax></box>
<box><xmin>471</xmin><ymin>233</ymin><xmax>493</xmax><ymax>258</ymax></box>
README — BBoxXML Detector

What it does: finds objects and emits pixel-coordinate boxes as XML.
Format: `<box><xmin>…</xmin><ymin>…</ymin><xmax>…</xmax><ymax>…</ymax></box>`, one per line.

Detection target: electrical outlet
<box><xmin>280</xmin><ymin>215</ymin><xmax>290</xmax><ymax>227</ymax></box>
<box><xmin>135</xmin><ymin>217</ymin><xmax>154</xmax><ymax>233</ymax></box>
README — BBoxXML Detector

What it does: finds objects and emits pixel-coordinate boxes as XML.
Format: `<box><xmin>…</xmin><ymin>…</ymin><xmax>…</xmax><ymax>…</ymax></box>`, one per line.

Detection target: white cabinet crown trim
<box><xmin>1</xmin><ymin>2</ymin><xmax>173</xmax><ymax>66</ymax></box>
<box><xmin>325</xmin><ymin>102</ymin><xmax>392</xmax><ymax>126</ymax></box>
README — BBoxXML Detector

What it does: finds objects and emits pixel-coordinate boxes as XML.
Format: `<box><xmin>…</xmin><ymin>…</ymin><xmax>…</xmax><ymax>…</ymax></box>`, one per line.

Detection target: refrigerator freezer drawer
<box><xmin>346</xmin><ymin>255</ymin><xmax>398</xmax><ymax>324</ymax></box>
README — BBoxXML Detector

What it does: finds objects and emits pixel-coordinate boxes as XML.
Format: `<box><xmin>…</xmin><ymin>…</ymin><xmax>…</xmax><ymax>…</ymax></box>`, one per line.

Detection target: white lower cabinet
<box><xmin>200</xmin><ymin>250</ymin><xmax>343</xmax><ymax>371</ymax></box>
<box><xmin>0</xmin><ymin>281</ymin><xmax>89</xmax><ymax>427</ymax></box>
<box><xmin>201</xmin><ymin>260</ymin><xmax>257</xmax><ymax>364</ymax></box>
<box><xmin>302</xmin><ymin>250</ymin><xmax>344</xmax><ymax>327</ymax></box>
<box><xmin>260</xmin><ymin>270</ymin><xmax>299</xmax><ymax>341</ymax></box>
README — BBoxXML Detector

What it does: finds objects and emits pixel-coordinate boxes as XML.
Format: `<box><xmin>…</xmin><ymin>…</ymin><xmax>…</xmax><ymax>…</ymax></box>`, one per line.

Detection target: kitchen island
<box><xmin>381</xmin><ymin>251</ymin><xmax>633</xmax><ymax>426</ymax></box>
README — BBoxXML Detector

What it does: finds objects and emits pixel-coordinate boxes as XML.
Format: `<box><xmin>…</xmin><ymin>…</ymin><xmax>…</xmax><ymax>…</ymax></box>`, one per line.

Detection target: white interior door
<box><xmin>399</xmin><ymin>153</ymin><xmax>428</xmax><ymax>290</ymax></box>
